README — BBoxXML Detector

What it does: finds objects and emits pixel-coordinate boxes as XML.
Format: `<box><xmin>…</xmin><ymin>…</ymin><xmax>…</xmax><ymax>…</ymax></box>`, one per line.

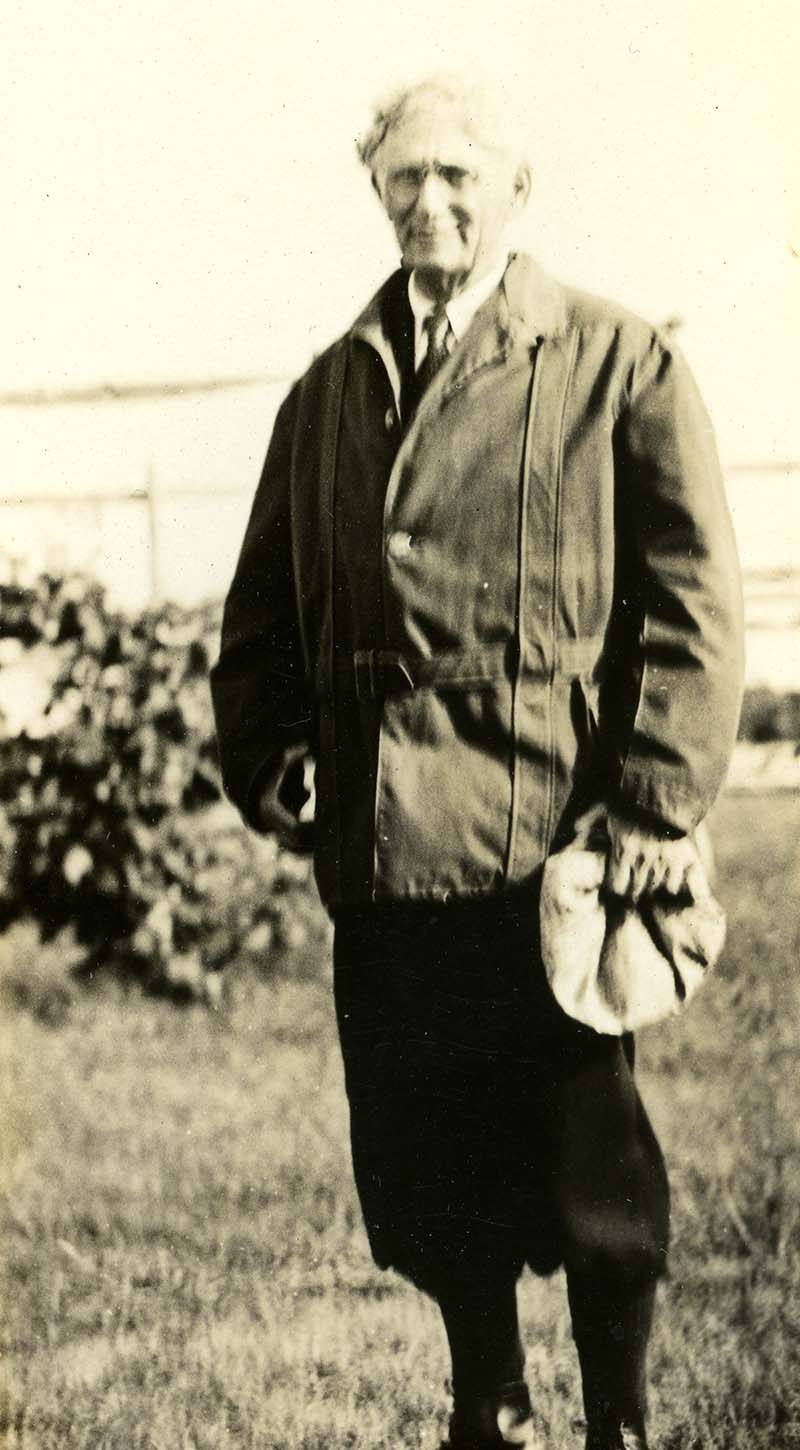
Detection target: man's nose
<box><xmin>413</xmin><ymin>169</ymin><xmax>450</xmax><ymax>219</ymax></box>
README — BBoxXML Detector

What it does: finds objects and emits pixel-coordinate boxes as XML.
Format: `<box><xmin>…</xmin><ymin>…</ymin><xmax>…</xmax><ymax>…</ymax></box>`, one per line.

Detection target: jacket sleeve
<box><xmin>608</xmin><ymin>332</ymin><xmax>745</xmax><ymax>834</ymax></box>
<box><xmin>210</xmin><ymin>384</ymin><xmax>313</xmax><ymax>831</ymax></box>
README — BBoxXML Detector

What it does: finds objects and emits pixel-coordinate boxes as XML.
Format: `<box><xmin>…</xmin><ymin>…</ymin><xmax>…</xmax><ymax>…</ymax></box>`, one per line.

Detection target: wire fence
<box><xmin>0</xmin><ymin>374</ymin><xmax>291</xmax><ymax>608</ymax></box>
<box><xmin>0</xmin><ymin>472</ymin><xmax>254</xmax><ymax>604</ymax></box>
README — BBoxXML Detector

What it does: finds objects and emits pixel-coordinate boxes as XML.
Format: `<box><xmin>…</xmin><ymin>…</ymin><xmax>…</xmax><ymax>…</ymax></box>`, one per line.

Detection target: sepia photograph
<box><xmin>1</xmin><ymin>1</ymin><xmax>798</xmax><ymax>1447</ymax></box>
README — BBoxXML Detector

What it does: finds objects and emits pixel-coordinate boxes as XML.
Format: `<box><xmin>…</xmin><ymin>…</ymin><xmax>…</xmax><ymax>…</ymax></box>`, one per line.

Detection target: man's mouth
<box><xmin>409</xmin><ymin>228</ymin><xmax>454</xmax><ymax>244</ymax></box>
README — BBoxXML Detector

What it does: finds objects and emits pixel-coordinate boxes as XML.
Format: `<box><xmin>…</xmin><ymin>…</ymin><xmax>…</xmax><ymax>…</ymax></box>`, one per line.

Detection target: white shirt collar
<box><xmin>408</xmin><ymin>255</ymin><xmax>509</xmax><ymax>368</ymax></box>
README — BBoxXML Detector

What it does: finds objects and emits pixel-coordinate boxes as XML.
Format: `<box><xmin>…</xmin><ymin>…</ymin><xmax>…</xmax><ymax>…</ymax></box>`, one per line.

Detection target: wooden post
<box><xmin>145</xmin><ymin>463</ymin><xmax>159</xmax><ymax>604</ymax></box>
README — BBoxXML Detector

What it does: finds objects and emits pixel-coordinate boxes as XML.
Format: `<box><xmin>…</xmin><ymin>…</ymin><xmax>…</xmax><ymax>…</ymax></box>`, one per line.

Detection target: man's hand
<box><xmin>604</xmin><ymin>810</ymin><xmax>706</xmax><ymax>902</ymax></box>
<box><xmin>256</xmin><ymin>743</ymin><xmax>315</xmax><ymax>852</ymax></box>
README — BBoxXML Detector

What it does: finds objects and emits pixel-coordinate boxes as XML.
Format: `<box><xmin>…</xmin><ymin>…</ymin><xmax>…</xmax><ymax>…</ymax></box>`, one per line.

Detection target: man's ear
<box><xmin>513</xmin><ymin>164</ymin><xmax>532</xmax><ymax>210</ymax></box>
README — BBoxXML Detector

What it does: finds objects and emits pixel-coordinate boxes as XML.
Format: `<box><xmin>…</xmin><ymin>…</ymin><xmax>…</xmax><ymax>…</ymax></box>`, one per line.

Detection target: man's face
<box><xmin>373</xmin><ymin>104</ymin><xmax>528</xmax><ymax>298</ymax></box>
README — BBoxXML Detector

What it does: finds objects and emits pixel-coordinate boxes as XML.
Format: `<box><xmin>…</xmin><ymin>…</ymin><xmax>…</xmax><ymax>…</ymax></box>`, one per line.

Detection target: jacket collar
<box><xmin>500</xmin><ymin>251</ymin><xmax>569</xmax><ymax>343</ymax></box>
<box><xmin>350</xmin><ymin>253</ymin><xmax>568</xmax><ymax>414</ymax></box>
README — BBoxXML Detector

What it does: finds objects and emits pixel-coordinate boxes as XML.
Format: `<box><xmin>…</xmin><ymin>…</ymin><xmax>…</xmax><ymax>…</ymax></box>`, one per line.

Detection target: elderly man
<box><xmin>211</xmin><ymin>76</ymin><xmax>743</xmax><ymax>1450</ymax></box>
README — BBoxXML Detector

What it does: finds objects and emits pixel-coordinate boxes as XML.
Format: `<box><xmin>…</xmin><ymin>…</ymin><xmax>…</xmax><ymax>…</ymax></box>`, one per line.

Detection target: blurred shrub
<box><xmin>738</xmin><ymin>687</ymin><xmax>800</xmax><ymax>745</ymax></box>
<box><xmin>0</xmin><ymin>920</ymin><xmax>82</xmax><ymax>1026</ymax></box>
<box><xmin>0</xmin><ymin>573</ymin><xmax>324</xmax><ymax>993</ymax></box>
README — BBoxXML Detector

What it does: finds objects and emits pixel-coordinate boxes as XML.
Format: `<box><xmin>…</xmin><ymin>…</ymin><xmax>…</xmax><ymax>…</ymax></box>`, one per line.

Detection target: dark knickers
<box><xmin>332</xmin><ymin>882</ymin><xmax>669</xmax><ymax>1300</ymax></box>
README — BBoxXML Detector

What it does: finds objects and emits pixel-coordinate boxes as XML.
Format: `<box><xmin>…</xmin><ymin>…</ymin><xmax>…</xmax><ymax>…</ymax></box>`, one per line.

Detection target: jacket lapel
<box><xmin>350</xmin><ymin>270</ymin><xmax>413</xmax><ymax>417</ymax></box>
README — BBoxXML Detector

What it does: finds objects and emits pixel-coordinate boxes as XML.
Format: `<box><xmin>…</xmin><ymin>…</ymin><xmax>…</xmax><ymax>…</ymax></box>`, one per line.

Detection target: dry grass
<box><xmin>1</xmin><ymin>792</ymin><xmax>799</xmax><ymax>1449</ymax></box>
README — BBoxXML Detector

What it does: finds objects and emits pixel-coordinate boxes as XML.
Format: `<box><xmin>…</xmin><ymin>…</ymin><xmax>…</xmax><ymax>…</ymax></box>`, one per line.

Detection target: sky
<box><xmin>3</xmin><ymin>0</ymin><xmax>797</xmax><ymax>467</ymax></box>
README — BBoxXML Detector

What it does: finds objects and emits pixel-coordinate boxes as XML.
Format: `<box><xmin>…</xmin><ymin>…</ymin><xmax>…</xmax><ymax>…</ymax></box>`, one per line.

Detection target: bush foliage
<box><xmin>0</xmin><ymin>573</ymin><xmax>323</xmax><ymax>991</ymax></box>
<box><xmin>737</xmin><ymin>686</ymin><xmax>800</xmax><ymax>745</ymax></box>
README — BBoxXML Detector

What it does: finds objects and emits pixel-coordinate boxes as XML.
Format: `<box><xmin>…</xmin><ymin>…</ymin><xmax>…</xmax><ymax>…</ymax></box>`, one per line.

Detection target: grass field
<box><xmin>1</xmin><ymin>792</ymin><xmax>799</xmax><ymax>1449</ymax></box>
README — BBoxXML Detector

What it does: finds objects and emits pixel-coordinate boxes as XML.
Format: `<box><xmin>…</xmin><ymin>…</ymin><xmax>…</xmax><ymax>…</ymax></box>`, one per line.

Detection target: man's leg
<box><xmin>551</xmin><ymin>1031</ymin><xmax>669</xmax><ymax>1450</ymax></box>
<box><xmin>566</xmin><ymin>1273</ymin><xmax>655</xmax><ymax>1449</ymax></box>
<box><xmin>436</xmin><ymin>1276</ymin><xmax>537</xmax><ymax>1448</ymax></box>
<box><xmin>332</xmin><ymin>902</ymin><xmax>549</xmax><ymax>1448</ymax></box>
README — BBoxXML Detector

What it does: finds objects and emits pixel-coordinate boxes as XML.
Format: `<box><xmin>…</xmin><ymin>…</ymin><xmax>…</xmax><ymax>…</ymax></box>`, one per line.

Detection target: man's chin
<box><xmin>405</xmin><ymin>253</ymin><xmax>469</xmax><ymax>298</ymax></box>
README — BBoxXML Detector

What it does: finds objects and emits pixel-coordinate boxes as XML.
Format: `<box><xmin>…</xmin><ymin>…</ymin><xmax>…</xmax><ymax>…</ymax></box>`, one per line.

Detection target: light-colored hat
<box><xmin>540</xmin><ymin>807</ymin><xmax>725</xmax><ymax>1036</ymax></box>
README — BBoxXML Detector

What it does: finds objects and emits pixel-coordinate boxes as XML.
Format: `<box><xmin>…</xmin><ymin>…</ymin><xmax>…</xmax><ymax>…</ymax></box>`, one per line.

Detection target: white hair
<box><xmin>357</xmin><ymin>72</ymin><xmax>530</xmax><ymax>176</ymax></box>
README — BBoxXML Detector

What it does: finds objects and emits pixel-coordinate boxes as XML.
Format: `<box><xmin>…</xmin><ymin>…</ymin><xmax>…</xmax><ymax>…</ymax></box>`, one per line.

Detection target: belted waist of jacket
<box><xmin>211</xmin><ymin>254</ymin><xmax>745</xmax><ymax>909</ymax></box>
<box><xmin>317</xmin><ymin>637</ymin><xmax>606</xmax><ymax>701</ymax></box>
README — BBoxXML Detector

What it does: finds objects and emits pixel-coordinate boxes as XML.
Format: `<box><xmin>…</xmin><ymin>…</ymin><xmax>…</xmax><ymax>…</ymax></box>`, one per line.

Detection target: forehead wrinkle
<box><xmin>376</xmin><ymin>119</ymin><xmax>498</xmax><ymax>184</ymax></box>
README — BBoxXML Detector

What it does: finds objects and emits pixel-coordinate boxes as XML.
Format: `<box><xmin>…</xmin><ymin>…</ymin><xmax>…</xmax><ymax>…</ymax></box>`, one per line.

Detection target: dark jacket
<box><xmin>211</xmin><ymin>254</ymin><xmax>744</xmax><ymax>909</ymax></box>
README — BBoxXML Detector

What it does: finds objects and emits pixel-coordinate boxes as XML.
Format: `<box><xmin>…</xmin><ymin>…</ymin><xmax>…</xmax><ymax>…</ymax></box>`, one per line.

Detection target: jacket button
<box><xmin>384</xmin><ymin>407</ymin><xmax>396</xmax><ymax>431</ymax></box>
<box><xmin>387</xmin><ymin>530</ymin><xmax>414</xmax><ymax>560</ymax></box>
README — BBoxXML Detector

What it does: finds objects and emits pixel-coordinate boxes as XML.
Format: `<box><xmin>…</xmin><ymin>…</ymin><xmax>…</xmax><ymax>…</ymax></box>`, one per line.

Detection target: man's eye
<box><xmin>394</xmin><ymin>168</ymin><xmax>423</xmax><ymax>187</ymax></box>
<box><xmin>437</xmin><ymin>166</ymin><xmax>471</xmax><ymax>187</ymax></box>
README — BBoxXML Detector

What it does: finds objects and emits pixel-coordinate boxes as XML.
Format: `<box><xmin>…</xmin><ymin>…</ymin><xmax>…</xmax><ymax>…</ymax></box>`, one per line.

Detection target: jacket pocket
<box><xmin>372</xmin><ymin>682</ymin><xmax>515</xmax><ymax>899</ymax></box>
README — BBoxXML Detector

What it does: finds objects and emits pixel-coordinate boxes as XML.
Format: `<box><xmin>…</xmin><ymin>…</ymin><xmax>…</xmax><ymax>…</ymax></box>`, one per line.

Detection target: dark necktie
<box><xmin>404</xmin><ymin>304</ymin><xmax>453</xmax><ymax>421</ymax></box>
<box><xmin>417</xmin><ymin>305</ymin><xmax>453</xmax><ymax>391</ymax></box>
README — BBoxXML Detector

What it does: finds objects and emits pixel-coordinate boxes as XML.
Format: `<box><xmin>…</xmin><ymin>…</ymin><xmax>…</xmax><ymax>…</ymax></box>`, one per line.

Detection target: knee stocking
<box><xmin>567</xmin><ymin>1273</ymin><xmax>656</xmax><ymax>1428</ymax></box>
<box><xmin>437</xmin><ymin>1279</ymin><xmax>526</xmax><ymax>1407</ymax></box>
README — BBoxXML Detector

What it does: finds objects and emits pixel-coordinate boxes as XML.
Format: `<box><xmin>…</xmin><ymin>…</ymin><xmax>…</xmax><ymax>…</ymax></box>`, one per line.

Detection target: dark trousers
<box><xmin>333</xmin><ymin>887</ymin><xmax>669</xmax><ymax>1424</ymax></box>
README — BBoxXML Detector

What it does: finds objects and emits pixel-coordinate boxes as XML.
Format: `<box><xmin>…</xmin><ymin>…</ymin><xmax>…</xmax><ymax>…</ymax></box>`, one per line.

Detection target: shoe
<box><xmin>585</xmin><ymin>1418</ymin><xmax>649</xmax><ymax>1450</ymax></box>
<box><xmin>441</xmin><ymin>1426</ymin><xmax>540</xmax><ymax>1450</ymax></box>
